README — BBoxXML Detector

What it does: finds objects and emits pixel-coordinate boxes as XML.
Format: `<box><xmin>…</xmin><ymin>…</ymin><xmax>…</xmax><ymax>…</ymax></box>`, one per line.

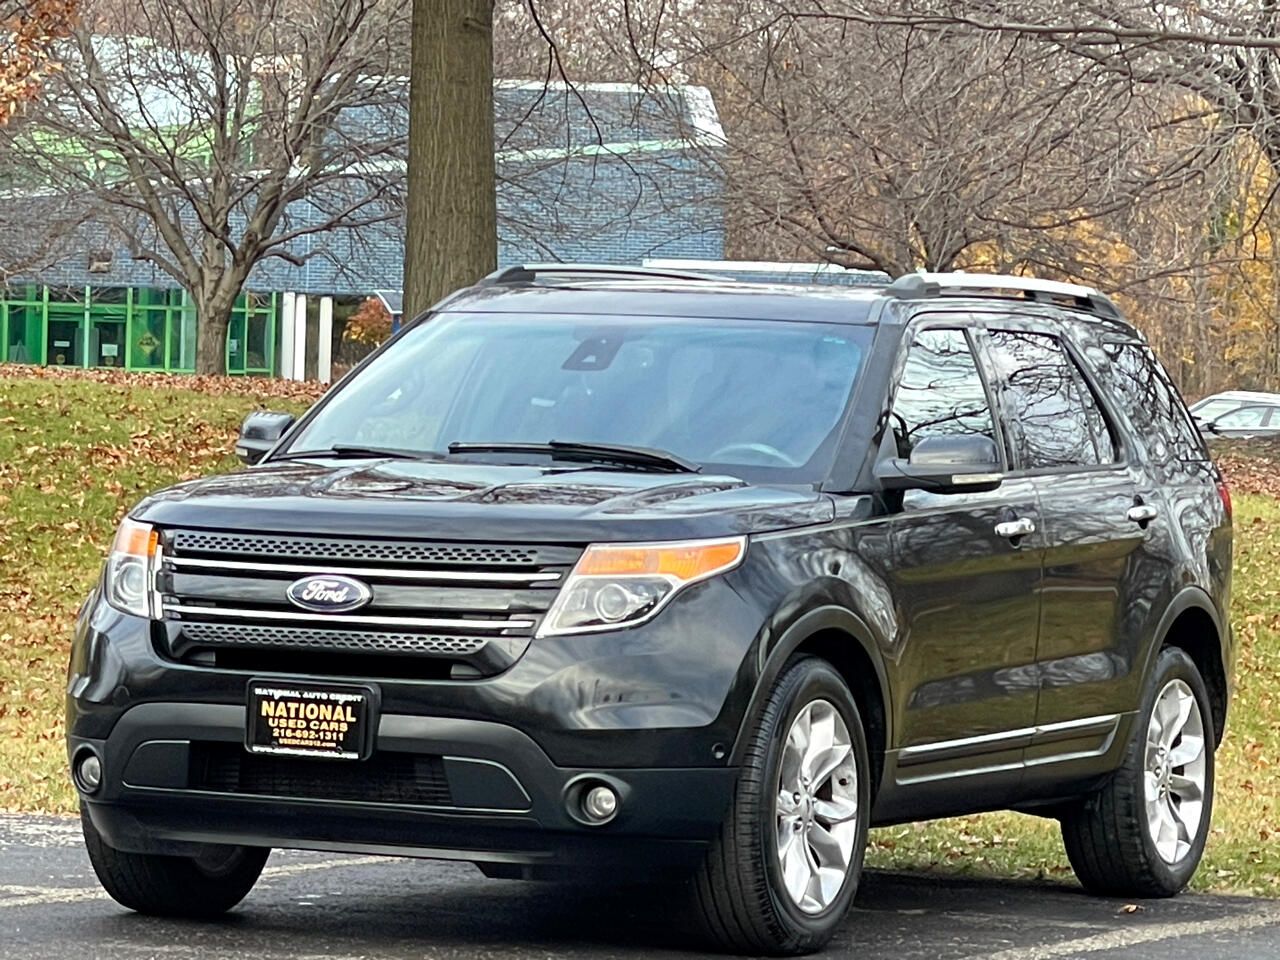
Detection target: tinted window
<box><xmin>1082</xmin><ymin>338</ymin><xmax>1209</xmax><ymax>477</ymax></box>
<box><xmin>988</xmin><ymin>330</ymin><xmax>1115</xmax><ymax>470</ymax></box>
<box><xmin>890</xmin><ymin>328</ymin><xmax>996</xmax><ymax>456</ymax></box>
<box><xmin>286</xmin><ymin>313</ymin><xmax>872</xmax><ymax>482</ymax></box>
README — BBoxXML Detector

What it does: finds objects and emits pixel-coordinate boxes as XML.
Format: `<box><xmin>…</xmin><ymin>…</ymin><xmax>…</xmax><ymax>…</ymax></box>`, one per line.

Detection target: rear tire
<box><xmin>81</xmin><ymin>805</ymin><xmax>269</xmax><ymax>917</ymax></box>
<box><xmin>1060</xmin><ymin>646</ymin><xmax>1215</xmax><ymax>898</ymax></box>
<box><xmin>692</xmin><ymin>656</ymin><xmax>871</xmax><ymax>955</ymax></box>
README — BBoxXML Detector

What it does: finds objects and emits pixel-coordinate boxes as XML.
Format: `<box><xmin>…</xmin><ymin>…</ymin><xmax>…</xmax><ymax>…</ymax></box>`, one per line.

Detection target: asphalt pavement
<box><xmin>4</xmin><ymin>813</ymin><xmax>1279</xmax><ymax>960</ymax></box>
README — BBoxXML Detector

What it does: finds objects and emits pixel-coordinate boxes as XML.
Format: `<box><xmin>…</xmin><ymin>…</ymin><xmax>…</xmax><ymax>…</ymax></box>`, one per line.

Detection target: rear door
<box><xmin>980</xmin><ymin>320</ymin><xmax>1146</xmax><ymax>770</ymax></box>
<box><xmin>882</xmin><ymin>322</ymin><xmax>1043</xmax><ymax>799</ymax></box>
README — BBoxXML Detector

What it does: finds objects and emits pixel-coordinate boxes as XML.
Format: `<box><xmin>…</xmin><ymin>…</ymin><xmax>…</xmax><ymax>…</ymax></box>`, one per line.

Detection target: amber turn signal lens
<box><xmin>112</xmin><ymin>519</ymin><xmax>158</xmax><ymax>558</ymax></box>
<box><xmin>575</xmin><ymin>538</ymin><xmax>745</xmax><ymax>582</ymax></box>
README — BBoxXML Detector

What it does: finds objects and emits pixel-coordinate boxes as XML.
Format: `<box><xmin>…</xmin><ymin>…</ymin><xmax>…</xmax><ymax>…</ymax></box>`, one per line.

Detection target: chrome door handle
<box><xmin>1127</xmin><ymin>504</ymin><xmax>1158</xmax><ymax>524</ymax></box>
<box><xmin>994</xmin><ymin>518</ymin><xmax>1036</xmax><ymax>538</ymax></box>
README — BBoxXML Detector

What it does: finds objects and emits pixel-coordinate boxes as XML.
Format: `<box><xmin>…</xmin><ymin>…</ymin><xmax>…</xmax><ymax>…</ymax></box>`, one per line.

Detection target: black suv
<box><xmin>69</xmin><ymin>266</ymin><xmax>1233</xmax><ymax>955</ymax></box>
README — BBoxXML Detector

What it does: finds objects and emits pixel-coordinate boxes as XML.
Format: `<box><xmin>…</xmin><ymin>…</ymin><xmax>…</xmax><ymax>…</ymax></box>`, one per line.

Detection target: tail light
<box><xmin>1217</xmin><ymin>481</ymin><xmax>1232</xmax><ymax>520</ymax></box>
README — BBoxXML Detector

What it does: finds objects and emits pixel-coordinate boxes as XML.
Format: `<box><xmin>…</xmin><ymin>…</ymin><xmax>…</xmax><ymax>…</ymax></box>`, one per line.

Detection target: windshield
<box><xmin>284</xmin><ymin>312</ymin><xmax>872</xmax><ymax>482</ymax></box>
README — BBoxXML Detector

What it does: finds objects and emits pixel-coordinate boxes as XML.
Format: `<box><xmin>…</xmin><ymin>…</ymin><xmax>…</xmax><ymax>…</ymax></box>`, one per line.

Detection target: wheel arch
<box><xmin>1143</xmin><ymin>587</ymin><xmax>1229</xmax><ymax>745</ymax></box>
<box><xmin>730</xmin><ymin>606</ymin><xmax>892</xmax><ymax>792</ymax></box>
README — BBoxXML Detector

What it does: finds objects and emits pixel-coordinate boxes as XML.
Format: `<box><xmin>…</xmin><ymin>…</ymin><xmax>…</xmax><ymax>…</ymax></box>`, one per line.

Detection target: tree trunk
<box><xmin>194</xmin><ymin>292</ymin><xmax>236</xmax><ymax>375</ymax></box>
<box><xmin>403</xmin><ymin>0</ymin><xmax>497</xmax><ymax>319</ymax></box>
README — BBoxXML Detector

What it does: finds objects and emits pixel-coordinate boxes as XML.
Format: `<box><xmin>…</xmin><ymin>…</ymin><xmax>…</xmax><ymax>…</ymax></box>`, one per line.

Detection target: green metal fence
<box><xmin>0</xmin><ymin>285</ymin><xmax>278</xmax><ymax>375</ymax></box>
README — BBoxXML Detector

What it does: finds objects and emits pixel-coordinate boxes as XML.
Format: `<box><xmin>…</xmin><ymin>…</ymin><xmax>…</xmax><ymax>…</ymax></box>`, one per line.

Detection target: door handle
<box><xmin>994</xmin><ymin>517</ymin><xmax>1036</xmax><ymax>539</ymax></box>
<box><xmin>1127</xmin><ymin>504</ymin><xmax>1158</xmax><ymax>524</ymax></box>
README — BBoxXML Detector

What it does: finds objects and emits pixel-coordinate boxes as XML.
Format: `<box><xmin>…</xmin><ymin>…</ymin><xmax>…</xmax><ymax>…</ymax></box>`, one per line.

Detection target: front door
<box><xmin>46</xmin><ymin>314</ymin><xmax>83</xmax><ymax>366</ymax></box>
<box><xmin>881</xmin><ymin>324</ymin><xmax>1044</xmax><ymax>800</ymax></box>
<box><xmin>90</xmin><ymin>316</ymin><xmax>126</xmax><ymax>368</ymax></box>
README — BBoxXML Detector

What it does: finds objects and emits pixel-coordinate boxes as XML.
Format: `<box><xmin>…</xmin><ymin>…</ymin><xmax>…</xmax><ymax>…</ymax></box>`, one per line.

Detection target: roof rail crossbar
<box><xmin>480</xmin><ymin>263</ymin><xmax>723</xmax><ymax>286</ymax></box>
<box><xmin>885</xmin><ymin>272</ymin><xmax>1119</xmax><ymax>319</ymax></box>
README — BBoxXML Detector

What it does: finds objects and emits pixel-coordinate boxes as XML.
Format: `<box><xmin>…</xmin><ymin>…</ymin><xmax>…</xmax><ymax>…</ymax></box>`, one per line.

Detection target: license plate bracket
<box><xmin>245</xmin><ymin>680</ymin><xmax>378</xmax><ymax>760</ymax></box>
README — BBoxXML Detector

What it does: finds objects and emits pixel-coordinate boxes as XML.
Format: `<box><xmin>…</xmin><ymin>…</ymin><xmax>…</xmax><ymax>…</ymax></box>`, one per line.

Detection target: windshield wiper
<box><xmin>274</xmin><ymin>444</ymin><xmax>447</xmax><ymax>462</ymax></box>
<box><xmin>447</xmin><ymin>440</ymin><xmax>701</xmax><ymax>473</ymax></box>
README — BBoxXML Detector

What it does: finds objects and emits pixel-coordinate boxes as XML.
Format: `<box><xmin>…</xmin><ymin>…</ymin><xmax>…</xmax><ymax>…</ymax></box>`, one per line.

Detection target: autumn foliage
<box><xmin>0</xmin><ymin>0</ymin><xmax>76</xmax><ymax>124</ymax></box>
<box><xmin>343</xmin><ymin>296</ymin><xmax>394</xmax><ymax>346</ymax></box>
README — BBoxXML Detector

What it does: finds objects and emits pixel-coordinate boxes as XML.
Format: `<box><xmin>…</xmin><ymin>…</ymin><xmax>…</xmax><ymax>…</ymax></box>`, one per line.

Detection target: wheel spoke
<box><xmin>1168</xmin><ymin>772</ymin><xmax>1203</xmax><ymax>803</ymax></box>
<box><xmin>1155</xmin><ymin>690</ymin><xmax>1181</xmax><ymax>748</ymax></box>
<box><xmin>781</xmin><ymin>831</ymin><xmax>812</xmax><ymax>904</ymax></box>
<box><xmin>813</xmin><ymin>795</ymin><xmax>858</xmax><ymax>826</ymax></box>
<box><xmin>807</xmin><ymin>822</ymin><xmax>849</xmax><ymax>871</ymax></box>
<box><xmin>1168</xmin><ymin>733</ymin><xmax>1205</xmax><ymax>768</ymax></box>
<box><xmin>809</xmin><ymin>743</ymin><xmax>853</xmax><ymax>787</ymax></box>
<box><xmin>777</xmin><ymin>789</ymin><xmax>800</xmax><ymax>816</ymax></box>
<box><xmin>1155</xmin><ymin>799</ymin><xmax>1180</xmax><ymax>862</ymax></box>
<box><xmin>802</xmin><ymin>708</ymin><xmax>836</xmax><ymax>782</ymax></box>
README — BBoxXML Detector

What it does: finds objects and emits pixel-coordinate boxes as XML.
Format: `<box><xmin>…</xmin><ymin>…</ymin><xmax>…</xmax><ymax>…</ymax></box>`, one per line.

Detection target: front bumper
<box><xmin>68</xmin><ymin>584</ymin><xmax>757</xmax><ymax>873</ymax></box>
<box><xmin>73</xmin><ymin>701</ymin><xmax>737</xmax><ymax>874</ymax></box>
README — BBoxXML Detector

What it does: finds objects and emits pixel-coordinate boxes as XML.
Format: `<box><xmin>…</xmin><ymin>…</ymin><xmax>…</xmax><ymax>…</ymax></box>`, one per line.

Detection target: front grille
<box><xmin>171</xmin><ymin>531</ymin><xmax>539</xmax><ymax>567</ymax></box>
<box><xmin>190</xmin><ymin>742</ymin><xmax>453</xmax><ymax>806</ymax></box>
<box><xmin>155</xmin><ymin>529</ymin><xmax>580</xmax><ymax>679</ymax></box>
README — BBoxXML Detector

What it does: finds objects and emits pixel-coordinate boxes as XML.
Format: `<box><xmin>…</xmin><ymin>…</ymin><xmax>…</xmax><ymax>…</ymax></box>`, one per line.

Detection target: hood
<box><xmin>134</xmin><ymin>459</ymin><xmax>836</xmax><ymax>542</ymax></box>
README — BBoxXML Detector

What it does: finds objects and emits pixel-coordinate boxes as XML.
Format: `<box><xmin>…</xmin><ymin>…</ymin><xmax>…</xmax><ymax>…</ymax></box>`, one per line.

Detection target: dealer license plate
<box><xmin>246</xmin><ymin>681</ymin><xmax>374</xmax><ymax>760</ymax></box>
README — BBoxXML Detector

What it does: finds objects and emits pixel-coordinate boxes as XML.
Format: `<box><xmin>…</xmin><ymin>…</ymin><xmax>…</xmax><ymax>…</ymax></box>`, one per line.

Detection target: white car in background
<box><xmin>1190</xmin><ymin>390</ymin><xmax>1280</xmax><ymax>438</ymax></box>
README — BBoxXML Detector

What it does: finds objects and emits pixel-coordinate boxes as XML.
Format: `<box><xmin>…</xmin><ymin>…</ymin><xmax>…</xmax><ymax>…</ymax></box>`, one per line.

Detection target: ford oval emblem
<box><xmin>286</xmin><ymin>574</ymin><xmax>372</xmax><ymax>614</ymax></box>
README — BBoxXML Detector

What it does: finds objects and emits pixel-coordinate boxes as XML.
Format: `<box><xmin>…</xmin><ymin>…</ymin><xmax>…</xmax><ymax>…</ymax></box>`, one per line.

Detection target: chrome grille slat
<box><xmin>170</xmin><ymin>531</ymin><xmax>557</xmax><ymax>567</ymax></box>
<box><xmin>179</xmin><ymin>622</ymin><xmax>490</xmax><ymax>657</ymax></box>
<box><xmin>167</xmin><ymin>555</ymin><xmax>561</xmax><ymax>584</ymax></box>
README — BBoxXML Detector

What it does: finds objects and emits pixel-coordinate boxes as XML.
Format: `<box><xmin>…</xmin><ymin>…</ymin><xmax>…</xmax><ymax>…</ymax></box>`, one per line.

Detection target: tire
<box><xmin>1061</xmin><ymin>646</ymin><xmax>1215</xmax><ymax>898</ymax></box>
<box><xmin>81</xmin><ymin>804</ymin><xmax>269</xmax><ymax>917</ymax></box>
<box><xmin>692</xmin><ymin>656</ymin><xmax>871</xmax><ymax>955</ymax></box>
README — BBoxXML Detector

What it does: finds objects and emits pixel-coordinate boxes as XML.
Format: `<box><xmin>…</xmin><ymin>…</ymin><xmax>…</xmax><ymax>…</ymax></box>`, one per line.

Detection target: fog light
<box><xmin>583</xmin><ymin>784</ymin><xmax>619</xmax><ymax>822</ymax></box>
<box><xmin>77</xmin><ymin>753</ymin><xmax>102</xmax><ymax>793</ymax></box>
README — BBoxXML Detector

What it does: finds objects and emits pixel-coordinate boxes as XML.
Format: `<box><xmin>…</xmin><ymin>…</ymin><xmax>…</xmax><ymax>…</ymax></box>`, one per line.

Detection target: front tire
<box><xmin>81</xmin><ymin>805</ymin><xmax>269</xmax><ymax>917</ymax></box>
<box><xmin>1060</xmin><ymin>646</ymin><xmax>1215</xmax><ymax>897</ymax></box>
<box><xmin>693</xmin><ymin>656</ymin><xmax>871</xmax><ymax>955</ymax></box>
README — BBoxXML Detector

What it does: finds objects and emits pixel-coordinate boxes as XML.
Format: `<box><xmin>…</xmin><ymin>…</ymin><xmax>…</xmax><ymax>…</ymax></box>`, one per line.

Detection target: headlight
<box><xmin>105</xmin><ymin>518</ymin><xmax>158</xmax><ymax>618</ymax></box>
<box><xmin>538</xmin><ymin>537</ymin><xmax>746</xmax><ymax>637</ymax></box>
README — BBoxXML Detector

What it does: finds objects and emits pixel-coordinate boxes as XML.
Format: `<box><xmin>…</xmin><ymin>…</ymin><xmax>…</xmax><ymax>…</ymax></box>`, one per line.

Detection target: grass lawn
<box><xmin>1</xmin><ymin>366</ymin><xmax>1276</xmax><ymax>896</ymax></box>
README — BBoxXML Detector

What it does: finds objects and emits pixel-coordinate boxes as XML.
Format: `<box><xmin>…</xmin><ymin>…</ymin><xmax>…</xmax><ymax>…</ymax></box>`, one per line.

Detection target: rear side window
<box><xmin>890</xmin><ymin>328</ymin><xmax>997</xmax><ymax>456</ymax></box>
<box><xmin>1086</xmin><ymin>339</ymin><xmax>1209</xmax><ymax>476</ymax></box>
<box><xmin>987</xmin><ymin>330</ymin><xmax>1117</xmax><ymax>471</ymax></box>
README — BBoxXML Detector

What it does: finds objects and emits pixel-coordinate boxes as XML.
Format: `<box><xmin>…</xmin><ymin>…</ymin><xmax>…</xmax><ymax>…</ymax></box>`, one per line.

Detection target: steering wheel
<box><xmin>709</xmin><ymin>442</ymin><xmax>802</xmax><ymax>468</ymax></box>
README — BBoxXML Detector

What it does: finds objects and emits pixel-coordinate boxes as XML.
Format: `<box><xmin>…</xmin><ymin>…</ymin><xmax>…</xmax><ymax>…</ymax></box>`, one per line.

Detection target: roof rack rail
<box><xmin>885</xmin><ymin>272</ymin><xmax>1120</xmax><ymax>320</ymax></box>
<box><xmin>480</xmin><ymin>263</ymin><xmax>723</xmax><ymax>286</ymax></box>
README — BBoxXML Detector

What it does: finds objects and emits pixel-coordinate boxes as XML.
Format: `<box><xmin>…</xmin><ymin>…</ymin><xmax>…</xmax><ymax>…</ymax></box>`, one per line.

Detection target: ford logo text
<box><xmin>286</xmin><ymin>574</ymin><xmax>373</xmax><ymax>614</ymax></box>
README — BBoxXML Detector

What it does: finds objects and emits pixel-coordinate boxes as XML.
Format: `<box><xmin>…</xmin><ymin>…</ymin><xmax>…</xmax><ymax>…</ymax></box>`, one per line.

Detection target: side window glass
<box><xmin>988</xmin><ymin>330</ymin><xmax>1114</xmax><ymax>470</ymax></box>
<box><xmin>1088</xmin><ymin>340</ymin><xmax>1209</xmax><ymax>475</ymax></box>
<box><xmin>1214</xmin><ymin>406</ymin><xmax>1269</xmax><ymax>428</ymax></box>
<box><xmin>890</xmin><ymin>328</ymin><xmax>996</xmax><ymax>457</ymax></box>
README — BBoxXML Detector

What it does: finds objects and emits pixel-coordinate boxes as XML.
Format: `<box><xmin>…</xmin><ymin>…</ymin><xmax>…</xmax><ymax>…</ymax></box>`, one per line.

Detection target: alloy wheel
<box><xmin>1144</xmin><ymin>679</ymin><xmax>1208</xmax><ymax>864</ymax></box>
<box><xmin>775</xmin><ymin>698</ymin><xmax>860</xmax><ymax>914</ymax></box>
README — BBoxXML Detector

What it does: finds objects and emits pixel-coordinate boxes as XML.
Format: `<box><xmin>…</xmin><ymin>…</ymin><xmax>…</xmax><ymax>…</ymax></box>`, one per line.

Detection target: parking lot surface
<box><xmin>3</xmin><ymin>814</ymin><xmax>1279</xmax><ymax>959</ymax></box>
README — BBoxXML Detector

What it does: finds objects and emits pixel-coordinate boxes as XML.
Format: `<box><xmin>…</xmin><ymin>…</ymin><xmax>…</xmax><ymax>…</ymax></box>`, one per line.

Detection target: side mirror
<box><xmin>1193</xmin><ymin>415</ymin><xmax>1221</xmax><ymax>436</ymax></box>
<box><xmin>876</xmin><ymin>435</ymin><xmax>1003</xmax><ymax>494</ymax></box>
<box><xmin>236</xmin><ymin>411</ymin><xmax>296</xmax><ymax>465</ymax></box>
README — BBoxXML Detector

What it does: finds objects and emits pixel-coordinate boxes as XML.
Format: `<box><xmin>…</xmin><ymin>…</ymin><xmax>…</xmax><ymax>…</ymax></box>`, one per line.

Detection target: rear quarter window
<box><xmin>1076</xmin><ymin>334</ymin><xmax>1209</xmax><ymax>479</ymax></box>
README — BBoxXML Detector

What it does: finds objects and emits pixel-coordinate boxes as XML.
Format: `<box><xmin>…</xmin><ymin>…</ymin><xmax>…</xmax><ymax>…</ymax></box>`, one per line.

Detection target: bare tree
<box><xmin>0</xmin><ymin>0</ymin><xmax>409</xmax><ymax>374</ymax></box>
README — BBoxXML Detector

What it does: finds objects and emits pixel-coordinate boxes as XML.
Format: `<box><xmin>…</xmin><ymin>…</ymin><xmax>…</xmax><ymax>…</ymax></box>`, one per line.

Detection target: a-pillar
<box><xmin>318</xmin><ymin>296</ymin><xmax>333</xmax><ymax>384</ymax></box>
